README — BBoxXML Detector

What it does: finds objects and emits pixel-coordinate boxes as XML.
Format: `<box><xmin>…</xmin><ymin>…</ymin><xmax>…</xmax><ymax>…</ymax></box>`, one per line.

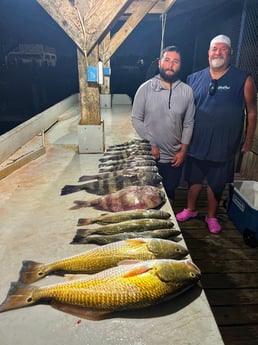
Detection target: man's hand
<box><xmin>151</xmin><ymin>146</ymin><xmax>160</xmax><ymax>160</ymax></box>
<box><xmin>171</xmin><ymin>151</ymin><xmax>186</xmax><ymax>167</ymax></box>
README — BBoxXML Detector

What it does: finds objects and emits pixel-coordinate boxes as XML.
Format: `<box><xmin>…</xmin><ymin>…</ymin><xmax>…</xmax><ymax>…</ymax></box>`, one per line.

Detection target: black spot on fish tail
<box><xmin>0</xmin><ymin>282</ymin><xmax>39</xmax><ymax>312</ymax></box>
<box><xmin>19</xmin><ymin>260</ymin><xmax>46</xmax><ymax>284</ymax></box>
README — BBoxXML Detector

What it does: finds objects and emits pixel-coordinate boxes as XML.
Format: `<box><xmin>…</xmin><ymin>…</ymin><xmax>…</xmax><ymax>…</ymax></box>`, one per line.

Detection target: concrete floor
<box><xmin>0</xmin><ymin>103</ymin><xmax>224</xmax><ymax>345</ymax></box>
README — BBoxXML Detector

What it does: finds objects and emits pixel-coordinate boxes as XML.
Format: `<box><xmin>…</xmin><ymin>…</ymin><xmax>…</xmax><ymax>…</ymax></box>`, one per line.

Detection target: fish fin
<box><xmin>124</xmin><ymin>239</ymin><xmax>147</xmax><ymax>244</ymax></box>
<box><xmin>18</xmin><ymin>260</ymin><xmax>46</xmax><ymax>284</ymax></box>
<box><xmin>51</xmin><ymin>301</ymin><xmax>112</xmax><ymax>320</ymax></box>
<box><xmin>70</xmin><ymin>201</ymin><xmax>89</xmax><ymax>210</ymax></box>
<box><xmin>61</xmin><ymin>185</ymin><xmax>84</xmax><ymax>195</ymax></box>
<box><xmin>78</xmin><ymin>175</ymin><xmax>95</xmax><ymax>182</ymax></box>
<box><xmin>0</xmin><ymin>282</ymin><xmax>37</xmax><ymax>312</ymax></box>
<box><xmin>64</xmin><ymin>274</ymin><xmax>91</xmax><ymax>281</ymax></box>
<box><xmin>122</xmin><ymin>265</ymin><xmax>152</xmax><ymax>278</ymax></box>
<box><xmin>118</xmin><ymin>260</ymin><xmax>142</xmax><ymax>266</ymax></box>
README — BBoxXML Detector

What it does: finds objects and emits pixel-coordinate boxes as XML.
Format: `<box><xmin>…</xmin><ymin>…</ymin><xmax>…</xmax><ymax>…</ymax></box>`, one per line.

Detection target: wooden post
<box><xmin>77</xmin><ymin>47</ymin><xmax>101</xmax><ymax>125</ymax></box>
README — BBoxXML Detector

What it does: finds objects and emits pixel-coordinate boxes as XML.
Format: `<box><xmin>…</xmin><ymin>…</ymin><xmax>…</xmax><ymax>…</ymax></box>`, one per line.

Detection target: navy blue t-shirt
<box><xmin>187</xmin><ymin>66</ymin><xmax>249</xmax><ymax>162</ymax></box>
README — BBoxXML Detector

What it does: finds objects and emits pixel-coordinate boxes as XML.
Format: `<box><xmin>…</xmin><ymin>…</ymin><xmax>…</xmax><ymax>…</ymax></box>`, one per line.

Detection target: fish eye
<box><xmin>190</xmin><ymin>272</ymin><xmax>196</xmax><ymax>278</ymax></box>
<box><xmin>27</xmin><ymin>297</ymin><xmax>33</xmax><ymax>303</ymax></box>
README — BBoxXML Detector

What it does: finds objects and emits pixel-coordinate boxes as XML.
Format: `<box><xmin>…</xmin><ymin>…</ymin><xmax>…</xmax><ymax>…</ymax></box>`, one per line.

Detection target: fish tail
<box><xmin>70</xmin><ymin>236</ymin><xmax>89</xmax><ymax>244</ymax></box>
<box><xmin>71</xmin><ymin>228</ymin><xmax>91</xmax><ymax>243</ymax></box>
<box><xmin>0</xmin><ymin>282</ymin><xmax>37</xmax><ymax>312</ymax></box>
<box><xmin>18</xmin><ymin>260</ymin><xmax>47</xmax><ymax>284</ymax></box>
<box><xmin>60</xmin><ymin>185</ymin><xmax>84</xmax><ymax>195</ymax></box>
<box><xmin>77</xmin><ymin>218</ymin><xmax>95</xmax><ymax>226</ymax></box>
<box><xmin>69</xmin><ymin>200</ymin><xmax>89</xmax><ymax>210</ymax></box>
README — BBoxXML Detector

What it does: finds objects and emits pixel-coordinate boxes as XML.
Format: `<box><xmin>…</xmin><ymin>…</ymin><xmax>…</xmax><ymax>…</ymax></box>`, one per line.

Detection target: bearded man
<box><xmin>132</xmin><ymin>45</ymin><xmax>195</xmax><ymax>202</ymax></box>
<box><xmin>176</xmin><ymin>35</ymin><xmax>257</xmax><ymax>234</ymax></box>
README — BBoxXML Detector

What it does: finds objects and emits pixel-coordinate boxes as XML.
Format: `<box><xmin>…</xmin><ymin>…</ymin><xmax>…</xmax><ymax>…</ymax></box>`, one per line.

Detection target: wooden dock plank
<box><xmin>173</xmin><ymin>183</ymin><xmax>258</xmax><ymax>345</ymax></box>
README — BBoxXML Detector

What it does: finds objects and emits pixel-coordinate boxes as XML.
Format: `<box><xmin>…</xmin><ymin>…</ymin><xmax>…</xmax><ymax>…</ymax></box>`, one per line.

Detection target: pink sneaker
<box><xmin>176</xmin><ymin>209</ymin><xmax>198</xmax><ymax>222</ymax></box>
<box><xmin>205</xmin><ymin>216</ymin><xmax>221</xmax><ymax>234</ymax></box>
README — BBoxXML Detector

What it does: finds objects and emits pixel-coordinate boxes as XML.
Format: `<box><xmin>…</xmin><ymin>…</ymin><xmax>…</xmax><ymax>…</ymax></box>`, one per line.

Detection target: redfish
<box><xmin>77</xmin><ymin>209</ymin><xmax>171</xmax><ymax>226</ymax></box>
<box><xmin>18</xmin><ymin>238</ymin><xmax>188</xmax><ymax>284</ymax></box>
<box><xmin>73</xmin><ymin>218</ymin><xmax>175</xmax><ymax>237</ymax></box>
<box><xmin>71</xmin><ymin>229</ymin><xmax>181</xmax><ymax>245</ymax></box>
<box><xmin>0</xmin><ymin>259</ymin><xmax>201</xmax><ymax>320</ymax></box>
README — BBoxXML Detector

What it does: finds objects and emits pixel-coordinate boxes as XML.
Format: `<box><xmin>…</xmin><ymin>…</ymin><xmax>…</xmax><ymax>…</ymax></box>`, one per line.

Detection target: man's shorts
<box><xmin>184</xmin><ymin>156</ymin><xmax>235</xmax><ymax>199</ymax></box>
<box><xmin>157</xmin><ymin>162</ymin><xmax>183</xmax><ymax>200</ymax></box>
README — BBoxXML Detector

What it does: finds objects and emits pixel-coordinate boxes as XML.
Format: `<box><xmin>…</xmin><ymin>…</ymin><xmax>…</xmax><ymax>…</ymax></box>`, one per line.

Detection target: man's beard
<box><xmin>211</xmin><ymin>57</ymin><xmax>225</xmax><ymax>68</ymax></box>
<box><xmin>159</xmin><ymin>68</ymin><xmax>179</xmax><ymax>83</ymax></box>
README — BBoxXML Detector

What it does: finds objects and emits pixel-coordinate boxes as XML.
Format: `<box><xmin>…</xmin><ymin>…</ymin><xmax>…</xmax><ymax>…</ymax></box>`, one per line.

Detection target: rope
<box><xmin>160</xmin><ymin>13</ymin><xmax>167</xmax><ymax>54</ymax></box>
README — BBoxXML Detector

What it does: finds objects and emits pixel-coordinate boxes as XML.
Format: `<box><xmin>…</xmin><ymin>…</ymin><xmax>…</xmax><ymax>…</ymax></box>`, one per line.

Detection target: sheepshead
<box><xmin>0</xmin><ymin>259</ymin><xmax>200</xmax><ymax>320</ymax></box>
<box><xmin>77</xmin><ymin>209</ymin><xmax>171</xmax><ymax>226</ymax></box>
<box><xmin>61</xmin><ymin>172</ymin><xmax>162</xmax><ymax>196</ymax></box>
<box><xmin>99</xmin><ymin>155</ymin><xmax>154</xmax><ymax>166</ymax></box>
<box><xmin>70</xmin><ymin>185</ymin><xmax>166</xmax><ymax>211</ymax></box>
<box><xmin>100</xmin><ymin>151</ymin><xmax>152</xmax><ymax>161</ymax></box>
<box><xmin>71</xmin><ymin>229</ymin><xmax>181</xmax><ymax>245</ymax></box>
<box><xmin>99</xmin><ymin>160</ymin><xmax>156</xmax><ymax>173</ymax></box>
<box><xmin>78</xmin><ymin>166</ymin><xmax>159</xmax><ymax>182</ymax></box>
<box><xmin>107</xmin><ymin>139</ymin><xmax>151</xmax><ymax>151</ymax></box>
<box><xmin>107</xmin><ymin>138</ymin><xmax>149</xmax><ymax>147</ymax></box>
<box><xmin>74</xmin><ymin>219</ymin><xmax>175</xmax><ymax>237</ymax></box>
<box><xmin>17</xmin><ymin>238</ymin><xmax>188</xmax><ymax>284</ymax></box>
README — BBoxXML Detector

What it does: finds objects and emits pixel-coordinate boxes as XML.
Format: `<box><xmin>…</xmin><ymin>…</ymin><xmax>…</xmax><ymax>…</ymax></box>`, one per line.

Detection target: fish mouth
<box><xmin>187</xmin><ymin>260</ymin><xmax>201</xmax><ymax>275</ymax></box>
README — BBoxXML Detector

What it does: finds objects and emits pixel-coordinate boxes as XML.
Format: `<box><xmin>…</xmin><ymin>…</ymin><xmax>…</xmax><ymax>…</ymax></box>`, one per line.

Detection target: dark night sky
<box><xmin>0</xmin><ymin>0</ymin><xmax>244</xmax><ymax>134</ymax></box>
<box><xmin>0</xmin><ymin>0</ymin><xmax>76</xmax><ymax>57</ymax></box>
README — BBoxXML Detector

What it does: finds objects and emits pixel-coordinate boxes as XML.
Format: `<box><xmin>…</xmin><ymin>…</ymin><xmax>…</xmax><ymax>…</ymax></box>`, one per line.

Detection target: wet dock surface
<box><xmin>0</xmin><ymin>103</ymin><xmax>224</xmax><ymax>345</ymax></box>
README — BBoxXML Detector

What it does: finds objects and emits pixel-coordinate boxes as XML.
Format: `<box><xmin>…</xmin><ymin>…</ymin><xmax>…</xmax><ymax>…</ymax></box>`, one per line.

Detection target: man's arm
<box><xmin>242</xmin><ymin>75</ymin><xmax>257</xmax><ymax>153</ymax></box>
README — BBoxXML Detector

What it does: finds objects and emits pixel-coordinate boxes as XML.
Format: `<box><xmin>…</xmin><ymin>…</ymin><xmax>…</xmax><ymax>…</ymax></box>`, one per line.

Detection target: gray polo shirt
<box><xmin>132</xmin><ymin>75</ymin><xmax>195</xmax><ymax>163</ymax></box>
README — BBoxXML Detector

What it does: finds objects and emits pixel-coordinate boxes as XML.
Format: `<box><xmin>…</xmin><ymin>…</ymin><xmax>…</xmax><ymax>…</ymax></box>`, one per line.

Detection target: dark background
<box><xmin>0</xmin><ymin>0</ymin><xmax>256</xmax><ymax>134</ymax></box>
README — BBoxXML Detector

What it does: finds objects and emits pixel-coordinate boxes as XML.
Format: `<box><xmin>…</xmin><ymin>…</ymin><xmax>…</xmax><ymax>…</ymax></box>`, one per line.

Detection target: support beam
<box><xmin>37</xmin><ymin>0</ymin><xmax>134</xmax><ymax>54</ymax></box>
<box><xmin>125</xmin><ymin>0</ymin><xmax>176</xmax><ymax>14</ymax></box>
<box><xmin>103</xmin><ymin>0</ymin><xmax>160</xmax><ymax>63</ymax></box>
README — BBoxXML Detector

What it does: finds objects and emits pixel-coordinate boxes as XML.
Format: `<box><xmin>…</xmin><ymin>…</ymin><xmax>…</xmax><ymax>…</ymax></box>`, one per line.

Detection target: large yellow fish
<box><xmin>0</xmin><ymin>259</ymin><xmax>201</xmax><ymax>320</ymax></box>
<box><xmin>18</xmin><ymin>238</ymin><xmax>188</xmax><ymax>284</ymax></box>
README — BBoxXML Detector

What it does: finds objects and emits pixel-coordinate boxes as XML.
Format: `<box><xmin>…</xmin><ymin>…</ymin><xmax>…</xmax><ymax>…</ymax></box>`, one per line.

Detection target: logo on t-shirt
<box><xmin>217</xmin><ymin>85</ymin><xmax>231</xmax><ymax>91</ymax></box>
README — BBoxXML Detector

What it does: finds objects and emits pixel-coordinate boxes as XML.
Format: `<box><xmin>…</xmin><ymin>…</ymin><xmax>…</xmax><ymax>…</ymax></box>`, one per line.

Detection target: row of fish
<box><xmin>67</xmin><ymin>141</ymin><xmax>172</xmax><ymax>244</ymax></box>
<box><xmin>0</xmin><ymin>259</ymin><xmax>200</xmax><ymax>320</ymax></box>
<box><xmin>0</xmin><ymin>140</ymin><xmax>201</xmax><ymax>320</ymax></box>
<box><xmin>72</xmin><ymin>211</ymin><xmax>180</xmax><ymax>244</ymax></box>
<box><xmin>0</xmin><ymin>238</ymin><xmax>200</xmax><ymax>320</ymax></box>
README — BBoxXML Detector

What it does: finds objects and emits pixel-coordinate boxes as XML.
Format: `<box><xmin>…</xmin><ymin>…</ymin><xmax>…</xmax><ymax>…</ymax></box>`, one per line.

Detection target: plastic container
<box><xmin>227</xmin><ymin>180</ymin><xmax>258</xmax><ymax>247</ymax></box>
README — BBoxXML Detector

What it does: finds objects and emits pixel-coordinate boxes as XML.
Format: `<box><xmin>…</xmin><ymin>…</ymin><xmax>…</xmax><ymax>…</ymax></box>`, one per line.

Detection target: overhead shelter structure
<box><xmin>36</xmin><ymin>0</ymin><xmax>176</xmax><ymax>152</ymax></box>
